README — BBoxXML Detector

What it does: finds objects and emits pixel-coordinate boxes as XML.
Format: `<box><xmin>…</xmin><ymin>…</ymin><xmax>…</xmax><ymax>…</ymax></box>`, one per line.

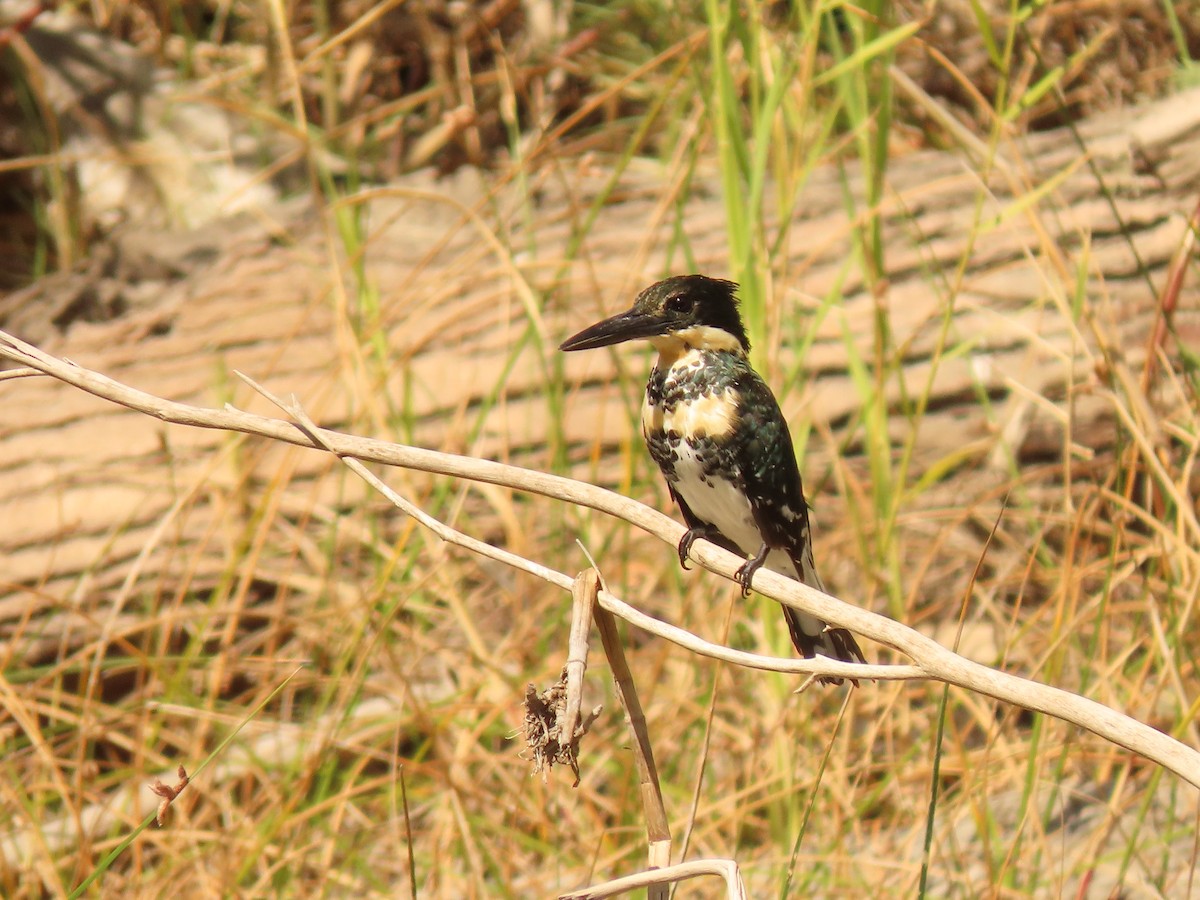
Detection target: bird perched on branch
<box><xmin>560</xmin><ymin>275</ymin><xmax>865</xmax><ymax>685</ymax></box>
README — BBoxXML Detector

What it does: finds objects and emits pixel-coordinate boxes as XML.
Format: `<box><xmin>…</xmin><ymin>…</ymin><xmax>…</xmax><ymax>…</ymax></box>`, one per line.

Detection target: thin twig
<box><xmin>0</xmin><ymin>366</ymin><xmax>42</xmax><ymax>381</ymax></box>
<box><xmin>557</xmin><ymin>858</ymin><xmax>747</xmax><ymax>900</ymax></box>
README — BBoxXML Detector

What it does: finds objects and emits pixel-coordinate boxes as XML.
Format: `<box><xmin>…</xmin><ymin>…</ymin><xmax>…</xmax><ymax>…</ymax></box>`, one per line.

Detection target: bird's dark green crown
<box><xmin>559</xmin><ymin>275</ymin><xmax>750</xmax><ymax>354</ymax></box>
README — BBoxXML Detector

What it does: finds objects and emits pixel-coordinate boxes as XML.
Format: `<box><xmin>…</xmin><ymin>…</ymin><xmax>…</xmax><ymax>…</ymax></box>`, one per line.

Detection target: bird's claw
<box><xmin>677</xmin><ymin>528</ymin><xmax>703</xmax><ymax>569</ymax></box>
<box><xmin>733</xmin><ymin>561</ymin><xmax>754</xmax><ymax>597</ymax></box>
<box><xmin>734</xmin><ymin>544</ymin><xmax>769</xmax><ymax>597</ymax></box>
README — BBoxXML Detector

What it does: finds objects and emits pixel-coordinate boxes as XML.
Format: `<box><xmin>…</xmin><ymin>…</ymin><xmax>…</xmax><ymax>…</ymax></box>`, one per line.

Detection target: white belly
<box><xmin>671</xmin><ymin>442</ymin><xmax>799</xmax><ymax>579</ymax></box>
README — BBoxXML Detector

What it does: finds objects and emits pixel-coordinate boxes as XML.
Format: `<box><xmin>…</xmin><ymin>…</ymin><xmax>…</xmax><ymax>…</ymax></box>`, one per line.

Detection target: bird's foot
<box><xmin>677</xmin><ymin>526</ymin><xmax>720</xmax><ymax>570</ymax></box>
<box><xmin>733</xmin><ymin>543</ymin><xmax>771</xmax><ymax>597</ymax></box>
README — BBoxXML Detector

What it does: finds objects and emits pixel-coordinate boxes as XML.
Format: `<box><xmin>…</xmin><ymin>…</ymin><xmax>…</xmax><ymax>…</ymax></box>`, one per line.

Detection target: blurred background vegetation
<box><xmin>2</xmin><ymin>0</ymin><xmax>1197</xmax><ymax>289</ymax></box>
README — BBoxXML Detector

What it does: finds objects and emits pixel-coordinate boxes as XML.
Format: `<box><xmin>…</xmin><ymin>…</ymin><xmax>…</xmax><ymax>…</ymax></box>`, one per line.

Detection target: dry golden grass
<box><xmin>1</xmin><ymin>2</ymin><xmax>1199</xmax><ymax>898</ymax></box>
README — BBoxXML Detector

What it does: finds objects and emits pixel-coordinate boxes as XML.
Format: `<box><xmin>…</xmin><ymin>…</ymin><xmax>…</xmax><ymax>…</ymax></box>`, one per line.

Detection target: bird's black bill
<box><xmin>559</xmin><ymin>309</ymin><xmax>665</xmax><ymax>352</ymax></box>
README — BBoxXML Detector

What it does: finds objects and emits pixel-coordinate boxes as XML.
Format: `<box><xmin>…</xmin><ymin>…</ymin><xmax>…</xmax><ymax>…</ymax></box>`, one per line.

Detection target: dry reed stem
<box><xmin>592</xmin><ymin>581</ymin><xmax>670</xmax><ymax>896</ymax></box>
<box><xmin>2</xmin><ymin>327</ymin><xmax>1199</xmax><ymax>794</ymax></box>
<box><xmin>563</xmin><ymin>569</ymin><xmax>598</xmax><ymax>758</ymax></box>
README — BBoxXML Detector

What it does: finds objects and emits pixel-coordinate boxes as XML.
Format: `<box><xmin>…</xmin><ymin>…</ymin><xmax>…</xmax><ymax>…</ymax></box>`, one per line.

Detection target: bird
<box><xmin>560</xmin><ymin>274</ymin><xmax>865</xmax><ymax>685</ymax></box>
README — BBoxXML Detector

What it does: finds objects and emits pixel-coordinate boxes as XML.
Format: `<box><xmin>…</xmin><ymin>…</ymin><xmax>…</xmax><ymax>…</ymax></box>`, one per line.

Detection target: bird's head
<box><xmin>559</xmin><ymin>275</ymin><xmax>750</xmax><ymax>357</ymax></box>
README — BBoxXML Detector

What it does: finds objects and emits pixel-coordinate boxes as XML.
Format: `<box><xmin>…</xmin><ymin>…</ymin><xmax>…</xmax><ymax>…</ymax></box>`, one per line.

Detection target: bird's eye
<box><xmin>665</xmin><ymin>293</ymin><xmax>694</xmax><ymax>314</ymax></box>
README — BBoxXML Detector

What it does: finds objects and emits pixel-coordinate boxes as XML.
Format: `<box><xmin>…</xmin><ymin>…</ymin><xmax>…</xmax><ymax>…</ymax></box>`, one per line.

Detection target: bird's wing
<box><xmin>732</xmin><ymin>369</ymin><xmax>868</xmax><ymax>668</ymax></box>
<box><xmin>729</xmin><ymin>370</ymin><xmax>816</xmax><ymax>573</ymax></box>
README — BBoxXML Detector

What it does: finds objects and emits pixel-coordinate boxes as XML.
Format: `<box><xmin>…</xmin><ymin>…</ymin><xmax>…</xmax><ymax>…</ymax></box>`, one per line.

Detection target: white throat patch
<box><xmin>648</xmin><ymin>325</ymin><xmax>745</xmax><ymax>364</ymax></box>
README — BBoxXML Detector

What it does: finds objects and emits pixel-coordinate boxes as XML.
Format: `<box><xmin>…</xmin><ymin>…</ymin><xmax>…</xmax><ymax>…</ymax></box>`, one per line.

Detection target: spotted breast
<box><xmin>641</xmin><ymin>347</ymin><xmax>766</xmax><ymax>557</ymax></box>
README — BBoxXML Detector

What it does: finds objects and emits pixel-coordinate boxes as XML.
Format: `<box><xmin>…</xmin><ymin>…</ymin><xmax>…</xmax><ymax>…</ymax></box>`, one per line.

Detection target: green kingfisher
<box><xmin>560</xmin><ymin>275</ymin><xmax>865</xmax><ymax>685</ymax></box>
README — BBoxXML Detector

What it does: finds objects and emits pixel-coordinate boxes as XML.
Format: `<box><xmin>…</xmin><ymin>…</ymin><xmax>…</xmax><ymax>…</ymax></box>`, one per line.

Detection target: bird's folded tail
<box><xmin>782</xmin><ymin>606</ymin><xmax>867</xmax><ymax>686</ymax></box>
<box><xmin>777</xmin><ymin>535</ymin><xmax>864</xmax><ymax>681</ymax></box>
